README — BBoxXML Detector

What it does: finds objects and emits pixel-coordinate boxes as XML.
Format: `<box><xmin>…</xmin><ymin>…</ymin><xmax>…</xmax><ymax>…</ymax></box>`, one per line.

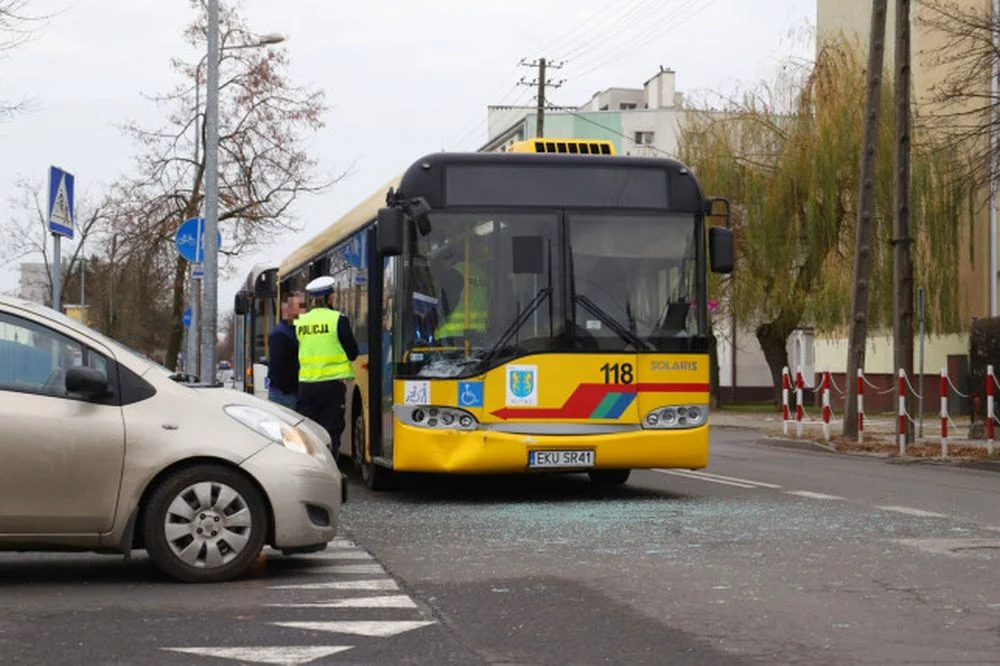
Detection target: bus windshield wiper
<box><xmin>574</xmin><ymin>294</ymin><xmax>653</xmax><ymax>351</ymax></box>
<box><xmin>477</xmin><ymin>287</ymin><xmax>552</xmax><ymax>368</ymax></box>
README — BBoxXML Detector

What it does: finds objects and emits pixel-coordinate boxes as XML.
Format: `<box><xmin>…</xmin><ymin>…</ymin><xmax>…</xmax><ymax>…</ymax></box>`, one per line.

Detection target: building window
<box><xmin>634</xmin><ymin>131</ymin><xmax>655</xmax><ymax>145</ymax></box>
<box><xmin>620</xmin><ymin>102</ymin><xmax>637</xmax><ymax>110</ymax></box>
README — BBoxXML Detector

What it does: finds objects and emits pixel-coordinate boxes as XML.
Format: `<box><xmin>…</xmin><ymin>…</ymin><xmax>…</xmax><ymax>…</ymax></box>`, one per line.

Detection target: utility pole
<box><xmin>894</xmin><ymin>0</ymin><xmax>915</xmax><ymax>444</ymax></box>
<box><xmin>844</xmin><ymin>0</ymin><xmax>888</xmax><ymax>440</ymax></box>
<box><xmin>991</xmin><ymin>0</ymin><xmax>999</xmax><ymax>316</ymax></box>
<box><xmin>519</xmin><ymin>58</ymin><xmax>564</xmax><ymax>139</ymax></box>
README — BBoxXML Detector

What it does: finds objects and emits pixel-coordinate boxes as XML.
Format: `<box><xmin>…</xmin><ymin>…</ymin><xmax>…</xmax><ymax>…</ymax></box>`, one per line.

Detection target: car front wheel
<box><xmin>142</xmin><ymin>465</ymin><xmax>268</xmax><ymax>583</ymax></box>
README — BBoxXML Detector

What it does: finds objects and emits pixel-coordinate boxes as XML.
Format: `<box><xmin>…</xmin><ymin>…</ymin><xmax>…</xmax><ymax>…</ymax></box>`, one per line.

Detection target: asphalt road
<box><xmin>2</xmin><ymin>429</ymin><xmax>999</xmax><ymax>665</ymax></box>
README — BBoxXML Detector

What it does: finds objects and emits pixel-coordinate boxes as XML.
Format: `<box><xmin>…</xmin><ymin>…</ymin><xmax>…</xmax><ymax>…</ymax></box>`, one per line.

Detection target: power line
<box><xmin>555</xmin><ymin>0</ymin><xmax>675</xmax><ymax>62</ymax></box>
<box><xmin>572</xmin><ymin>0</ymin><xmax>718</xmax><ymax>78</ymax></box>
<box><xmin>531</xmin><ymin>0</ymin><xmax>652</xmax><ymax>64</ymax></box>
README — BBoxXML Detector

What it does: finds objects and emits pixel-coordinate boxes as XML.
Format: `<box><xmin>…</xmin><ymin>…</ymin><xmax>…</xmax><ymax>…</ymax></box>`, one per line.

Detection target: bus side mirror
<box><xmin>709</xmin><ymin>227</ymin><xmax>734</xmax><ymax>274</ymax></box>
<box><xmin>377</xmin><ymin>207</ymin><xmax>404</xmax><ymax>257</ymax></box>
<box><xmin>234</xmin><ymin>291</ymin><xmax>248</xmax><ymax>315</ymax></box>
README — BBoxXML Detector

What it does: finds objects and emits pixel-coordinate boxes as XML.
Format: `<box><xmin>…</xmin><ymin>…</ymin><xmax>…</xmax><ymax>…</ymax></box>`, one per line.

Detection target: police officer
<box><xmin>295</xmin><ymin>276</ymin><xmax>359</xmax><ymax>461</ymax></box>
<box><xmin>435</xmin><ymin>259</ymin><xmax>488</xmax><ymax>340</ymax></box>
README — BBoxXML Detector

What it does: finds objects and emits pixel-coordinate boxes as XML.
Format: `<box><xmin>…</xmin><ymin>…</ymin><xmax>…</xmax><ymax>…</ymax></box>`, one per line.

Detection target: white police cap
<box><xmin>305</xmin><ymin>275</ymin><xmax>335</xmax><ymax>296</ymax></box>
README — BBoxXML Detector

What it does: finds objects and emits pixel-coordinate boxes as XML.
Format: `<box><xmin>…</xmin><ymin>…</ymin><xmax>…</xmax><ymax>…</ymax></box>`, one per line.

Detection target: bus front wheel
<box><xmin>352</xmin><ymin>412</ymin><xmax>393</xmax><ymax>491</ymax></box>
<box><xmin>588</xmin><ymin>469</ymin><xmax>631</xmax><ymax>486</ymax></box>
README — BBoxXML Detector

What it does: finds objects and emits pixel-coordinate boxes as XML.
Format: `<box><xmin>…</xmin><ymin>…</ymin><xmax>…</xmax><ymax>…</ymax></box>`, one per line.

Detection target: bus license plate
<box><xmin>528</xmin><ymin>450</ymin><xmax>595</xmax><ymax>468</ymax></box>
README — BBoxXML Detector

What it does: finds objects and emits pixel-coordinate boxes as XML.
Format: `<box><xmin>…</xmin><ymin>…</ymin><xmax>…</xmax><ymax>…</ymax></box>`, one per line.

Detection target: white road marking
<box><xmin>305</xmin><ymin>563</ymin><xmax>386</xmax><ymax>575</ymax></box>
<box><xmin>785</xmin><ymin>491</ymin><xmax>847</xmax><ymax>501</ymax></box>
<box><xmin>875</xmin><ymin>506</ymin><xmax>949</xmax><ymax>519</ymax></box>
<box><xmin>161</xmin><ymin>646</ymin><xmax>352</xmax><ymax>664</ymax></box>
<box><xmin>326</xmin><ymin>538</ymin><xmax>358</xmax><ymax>549</ymax></box>
<box><xmin>273</xmin><ymin>620</ymin><xmax>436</xmax><ymax>637</ymax></box>
<box><xmin>653</xmin><ymin>469</ymin><xmax>757</xmax><ymax>488</ymax></box>
<box><xmin>676</xmin><ymin>469</ymin><xmax>782</xmax><ymax>489</ymax></box>
<box><xmin>269</xmin><ymin>579</ymin><xmax>399</xmax><ymax>591</ymax></box>
<box><xmin>296</xmin><ymin>550</ymin><xmax>374</xmax><ymax>561</ymax></box>
<box><xmin>896</xmin><ymin>537</ymin><xmax>1000</xmax><ymax>557</ymax></box>
<box><xmin>267</xmin><ymin>595</ymin><xmax>418</xmax><ymax>609</ymax></box>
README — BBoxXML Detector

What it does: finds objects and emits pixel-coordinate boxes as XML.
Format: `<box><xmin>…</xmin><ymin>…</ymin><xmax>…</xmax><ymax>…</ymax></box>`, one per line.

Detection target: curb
<box><xmin>751</xmin><ymin>436</ymin><xmax>1000</xmax><ymax>471</ymax></box>
<box><xmin>754</xmin><ymin>436</ymin><xmax>838</xmax><ymax>454</ymax></box>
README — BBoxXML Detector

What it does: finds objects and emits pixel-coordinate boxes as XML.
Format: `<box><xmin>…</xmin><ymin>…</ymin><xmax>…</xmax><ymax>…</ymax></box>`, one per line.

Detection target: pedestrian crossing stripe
<box><xmin>272</xmin><ymin>620</ymin><xmax>436</xmax><ymax>637</ymax></box>
<box><xmin>266</xmin><ymin>595</ymin><xmax>418</xmax><ymax>609</ymax></box>
<box><xmin>161</xmin><ymin>646</ymin><xmax>352</xmax><ymax>664</ymax></box>
<box><xmin>268</xmin><ymin>578</ymin><xmax>399</xmax><ymax>591</ymax></box>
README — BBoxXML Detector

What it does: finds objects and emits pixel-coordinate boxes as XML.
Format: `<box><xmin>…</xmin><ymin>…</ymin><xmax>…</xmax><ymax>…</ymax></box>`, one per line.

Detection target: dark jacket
<box><xmin>267</xmin><ymin>320</ymin><xmax>299</xmax><ymax>394</ymax></box>
<box><xmin>336</xmin><ymin>313</ymin><xmax>360</xmax><ymax>361</ymax></box>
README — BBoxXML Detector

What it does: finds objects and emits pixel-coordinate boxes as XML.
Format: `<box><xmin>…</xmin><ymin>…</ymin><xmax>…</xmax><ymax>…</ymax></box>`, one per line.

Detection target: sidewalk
<box><xmin>710</xmin><ymin>408</ymin><xmax>1000</xmax><ymax>463</ymax></box>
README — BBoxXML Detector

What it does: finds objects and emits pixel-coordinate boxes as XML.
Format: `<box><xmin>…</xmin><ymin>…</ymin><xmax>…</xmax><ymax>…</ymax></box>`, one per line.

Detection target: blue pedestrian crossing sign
<box><xmin>182</xmin><ymin>308</ymin><xmax>192</xmax><ymax>328</ymax></box>
<box><xmin>47</xmin><ymin>166</ymin><xmax>75</xmax><ymax>239</ymax></box>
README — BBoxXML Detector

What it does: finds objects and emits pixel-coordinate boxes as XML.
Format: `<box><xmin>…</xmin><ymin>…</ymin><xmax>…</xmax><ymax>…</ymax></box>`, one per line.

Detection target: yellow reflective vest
<box><xmin>294</xmin><ymin>308</ymin><xmax>354</xmax><ymax>383</ymax></box>
<box><xmin>435</xmin><ymin>261</ymin><xmax>488</xmax><ymax>338</ymax></box>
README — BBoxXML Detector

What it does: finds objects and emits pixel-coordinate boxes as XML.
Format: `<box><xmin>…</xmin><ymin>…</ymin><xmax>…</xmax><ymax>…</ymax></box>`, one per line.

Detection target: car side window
<box><xmin>0</xmin><ymin>313</ymin><xmax>109</xmax><ymax>398</ymax></box>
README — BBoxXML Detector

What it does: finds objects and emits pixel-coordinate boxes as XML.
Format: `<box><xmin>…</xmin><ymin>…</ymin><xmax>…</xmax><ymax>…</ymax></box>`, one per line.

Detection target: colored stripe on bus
<box><xmin>491</xmin><ymin>382</ymin><xmax>707</xmax><ymax>420</ymax></box>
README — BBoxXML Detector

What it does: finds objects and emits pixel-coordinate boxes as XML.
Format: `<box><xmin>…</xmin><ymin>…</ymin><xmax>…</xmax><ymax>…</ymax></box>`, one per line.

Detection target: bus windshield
<box><xmin>401</xmin><ymin>210</ymin><xmax>702</xmax><ymax>379</ymax></box>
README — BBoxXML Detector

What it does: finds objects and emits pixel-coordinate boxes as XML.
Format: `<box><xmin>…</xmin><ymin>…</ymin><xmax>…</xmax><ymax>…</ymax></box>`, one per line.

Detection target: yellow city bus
<box><xmin>261</xmin><ymin>147</ymin><xmax>733</xmax><ymax>490</ymax></box>
<box><xmin>233</xmin><ymin>263</ymin><xmax>278</xmax><ymax>398</ymax></box>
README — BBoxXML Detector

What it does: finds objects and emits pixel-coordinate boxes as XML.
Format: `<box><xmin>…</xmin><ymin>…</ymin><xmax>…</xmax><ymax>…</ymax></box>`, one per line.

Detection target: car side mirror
<box><xmin>377</xmin><ymin>207</ymin><xmax>404</xmax><ymax>257</ymax></box>
<box><xmin>66</xmin><ymin>366</ymin><xmax>111</xmax><ymax>400</ymax></box>
<box><xmin>709</xmin><ymin>226</ymin><xmax>734</xmax><ymax>274</ymax></box>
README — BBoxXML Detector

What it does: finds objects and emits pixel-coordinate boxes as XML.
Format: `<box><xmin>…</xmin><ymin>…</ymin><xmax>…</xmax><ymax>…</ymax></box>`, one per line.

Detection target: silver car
<box><xmin>0</xmin><ymin>296</ymin><xmax>343</xmax><ymax>583</ymax></box>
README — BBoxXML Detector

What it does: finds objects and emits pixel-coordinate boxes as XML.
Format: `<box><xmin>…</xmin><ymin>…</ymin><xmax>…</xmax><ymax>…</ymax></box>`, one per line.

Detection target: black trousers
<box><xmin>298</xmin><ymin>380</ymin><xmax>347</xmax><ymax>460</ymax></box>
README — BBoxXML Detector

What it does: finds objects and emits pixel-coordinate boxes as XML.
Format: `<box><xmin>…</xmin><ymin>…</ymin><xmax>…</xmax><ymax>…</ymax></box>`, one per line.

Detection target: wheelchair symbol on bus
<box><xmin>457</xmin><ymin>381</ymin><xmax>484</xmax><ymax>408</ymax></box>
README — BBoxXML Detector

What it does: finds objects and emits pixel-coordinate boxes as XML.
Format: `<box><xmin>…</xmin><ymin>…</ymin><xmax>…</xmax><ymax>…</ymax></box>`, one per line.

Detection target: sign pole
<box><xmin>52</xmin><ymin>233</ymin><xmax>61</xmax><ymax>310</ymax></box>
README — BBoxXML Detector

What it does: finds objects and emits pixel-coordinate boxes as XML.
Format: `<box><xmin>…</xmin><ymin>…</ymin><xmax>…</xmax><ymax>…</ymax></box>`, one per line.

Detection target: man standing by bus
<box><xmin>266</xmin><ymin>291</ymin><xmax>302</xmax><ymax>410</ymax></box>
<box><xmin>295</xmin><ymin>276</ymin><xmax>359</xmax><ymax>461</ymax></box>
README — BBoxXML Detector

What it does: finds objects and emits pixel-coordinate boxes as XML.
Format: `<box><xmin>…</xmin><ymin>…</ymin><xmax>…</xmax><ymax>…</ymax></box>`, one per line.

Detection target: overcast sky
<box><xmin>0</xmin><ymin>0</ymin><xmax>814</xmax><ymax>312</ymax></box>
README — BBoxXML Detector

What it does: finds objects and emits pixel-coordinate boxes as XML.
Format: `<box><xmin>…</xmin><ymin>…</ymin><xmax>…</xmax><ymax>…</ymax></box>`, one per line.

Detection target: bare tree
<box><xmin>109</xmin><ymin>0</ymin><xmax>343</xmax><ymax>368</ymax></box>
<box><xmin>1</xmin><ymin>177</ymin><xmax>106</xmax><ymax>308</ymax></box>
<box><xmin>679</xmin><ymin>39</ymin><xmax>973</xmax><ymax>406</ymax></box>
<box><xmin>918</xmin><ymin>1</ymin><xmax>1000</xmax><ymax>190</ymax></box>
<box><xmin>0</xmin><ymin>0</ymin><xmax>50</xmax><ymax>119</ymax></box>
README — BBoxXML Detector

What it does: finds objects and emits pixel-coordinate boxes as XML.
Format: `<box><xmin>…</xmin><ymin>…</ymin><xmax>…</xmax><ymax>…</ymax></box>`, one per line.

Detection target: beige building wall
<box><xmin>817</xmin><ymin>0</ymin><xmax>993</xmax><ymax>326</ymax></box>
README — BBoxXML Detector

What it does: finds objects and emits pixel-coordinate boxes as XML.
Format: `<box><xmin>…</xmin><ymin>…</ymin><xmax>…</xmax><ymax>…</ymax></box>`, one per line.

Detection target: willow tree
<box><xmin>679</xmin><ymin>39</ymin><xmax>971</xmax><ymax>403</ymax></box>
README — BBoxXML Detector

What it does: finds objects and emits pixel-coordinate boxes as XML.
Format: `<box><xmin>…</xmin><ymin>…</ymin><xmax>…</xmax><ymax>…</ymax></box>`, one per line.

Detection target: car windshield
<box><xmin>398</xmin><ymin>210</ymin><xmax>703</xmax><ymax>378</ymax></box>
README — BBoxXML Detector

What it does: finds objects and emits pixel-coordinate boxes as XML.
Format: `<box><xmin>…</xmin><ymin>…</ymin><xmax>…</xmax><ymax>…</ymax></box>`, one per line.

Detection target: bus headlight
<box><xmin>406</xmin><ymin>406</ymin><xmax>478</xmax><ymax>431</ymax></box>
<box><xmin>642</xmin><ymin>405</ymin><xmax>708</xmax><ymax>429</ymax></box>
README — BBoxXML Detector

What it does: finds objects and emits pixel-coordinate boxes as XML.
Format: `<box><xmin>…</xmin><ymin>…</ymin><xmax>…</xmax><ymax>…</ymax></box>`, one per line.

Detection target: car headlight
<box><xmin>642</xmin><ymin>404</ymin><xmax>708</xmax><ymax>429</ymax></box>
<box><xmin>224</xmin><ymin>404</ymin><xmax>317</xmax><ymax>456</ymax></box>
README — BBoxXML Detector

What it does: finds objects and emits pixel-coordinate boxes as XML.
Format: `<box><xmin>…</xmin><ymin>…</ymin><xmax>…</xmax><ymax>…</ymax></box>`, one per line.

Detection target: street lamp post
<box><xmin>195</xmin><ymin>3</ymin><xmax>284</xmax><ymax>383</ymax></box>
<box><xmin>183</xmin><ymin>31</ymin><xmax>284</xmax><ymax>378</ymax></box>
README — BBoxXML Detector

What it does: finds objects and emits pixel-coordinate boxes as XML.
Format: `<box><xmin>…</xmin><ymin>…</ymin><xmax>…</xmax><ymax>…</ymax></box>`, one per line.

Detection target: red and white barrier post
<box><xmin>897</xmin><ymin>368</ymin><xmax>907</xmax><ymax>456</ymax></box>
<box><xmin>988</xmin><ymin>364</ymin><xmax>995</xmax><ymax>456</ymax></box>
<box><xmin>782</xmin><ymin>366</ymin><xmax>790</xmax><ymax>436</ymax></box>
<box><xmin>939</xmin><ymin>369</ymin><xmax>948</xmax><ymax>458</ymax></box>
<box><xmin>857</xmin><ymin>368</ymin><xmax>864</xmax><ymax>444</ymax></box>
<box><xmin>795</xmin><ymin>368</ymin><xmax>805</xmax><ymax>438</ymax></box>
<box><xmin>821</xmin><ymin>368</ymin><xmax>831</xmax><ymax>442</ymax></box>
